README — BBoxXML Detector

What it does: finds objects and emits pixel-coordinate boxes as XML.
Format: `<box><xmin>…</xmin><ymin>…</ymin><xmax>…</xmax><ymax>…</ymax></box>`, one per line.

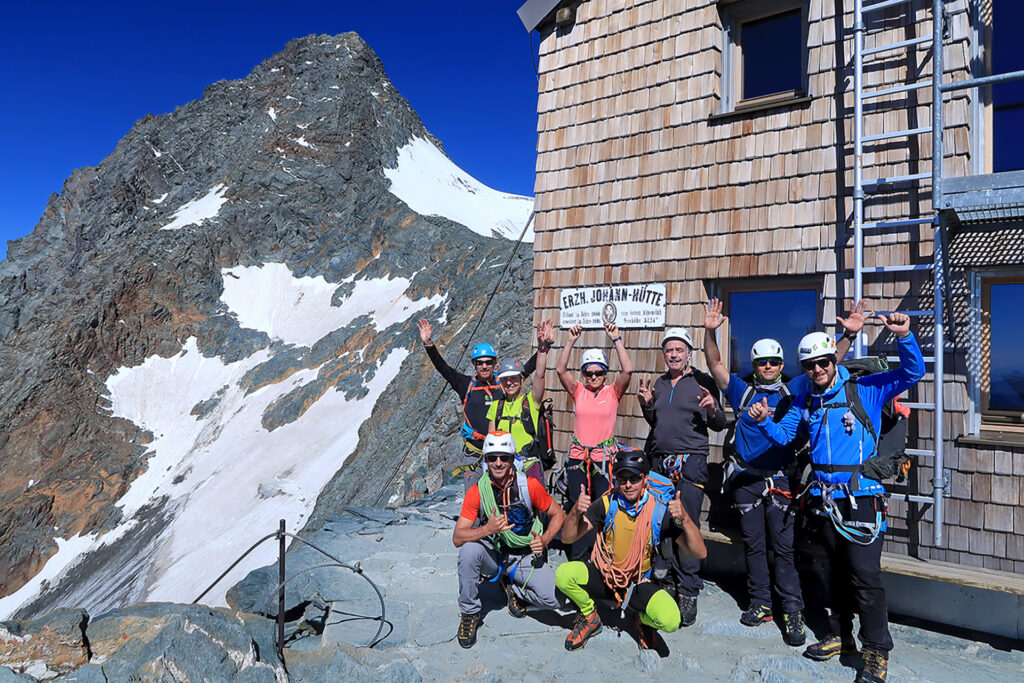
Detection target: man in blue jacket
<box><xmin>749</xmin><ymin>312</ymin><xmax>923</xmax><ymax>683</ymax></box>
<box><xmin>702</xmin><ymin>299</ymin><xmax>864</xmax><ymax>646</ymax></box>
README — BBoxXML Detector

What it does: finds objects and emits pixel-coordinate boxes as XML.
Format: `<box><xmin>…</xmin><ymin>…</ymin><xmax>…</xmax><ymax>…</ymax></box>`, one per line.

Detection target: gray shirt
<box><xmin>641</xmin><ymin>370</ymin><xmax>726</xmax><ymax>456</ymax></box>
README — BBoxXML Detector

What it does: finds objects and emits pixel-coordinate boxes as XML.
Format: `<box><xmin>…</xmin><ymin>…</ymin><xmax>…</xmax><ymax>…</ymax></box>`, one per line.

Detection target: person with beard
<box><xmin>702</xmin><ymin>298</ymin><xmax>865</xmax><ymax>645</ymax></box>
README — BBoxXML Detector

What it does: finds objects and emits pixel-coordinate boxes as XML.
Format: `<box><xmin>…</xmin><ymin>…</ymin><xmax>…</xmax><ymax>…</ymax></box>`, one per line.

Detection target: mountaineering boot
<box><xmin>781</xmin><ymin>611</ymin><xmax>806</xmax><ymax>646</ymax></box>
<box><xmin>634</xmin><ymin>613</ymin><xmax>658</xmax><ymax>650</ymax></box>
<box><xmin>677</xmin><ymin>594</ymin><xmax>698</xmax><ymax>627</ymax></box>
<box><xmin>501</xmin><ymin>577</ymin><xmax>527</xmax><ymax>618</ymax></box>
<box><xmin>739</xmin><ymin>603</ymin><xmax>773</xmax><ymax>627</ymax></box>
<box><xmin>855</xmin><ymin>648</ymin><xmax>888</xmax><ymax>683</ymax></box>
<box><xmin>457</xmin><ymin>612</ymin><xmax>480</xmax><ymax>649</ymax></box>
<box><xmin>803</xmin><ymin>633</ymin><xmax>858</xmax><ymax>661</ymax></box>
<box><xmin>564</xmin><ymin>610</ymin><xmax>602</xmax><ymax>651</ymax></box>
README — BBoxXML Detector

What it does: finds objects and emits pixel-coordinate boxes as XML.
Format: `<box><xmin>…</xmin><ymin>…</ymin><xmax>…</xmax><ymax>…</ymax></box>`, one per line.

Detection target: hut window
<box><xmin>719</xmin><ymin>0</ymin><xmax>809</xmax><ymax>113</ymax></box>
<box><xmin>719</xmin><ymin>283</ymin><xmax>819</xmax><ymax>374</ymax></box>
<box><xmin>987</xmin><ymin>1</ymin><xmax>1024</xmax><ymax>173</ymax></box>
<box><xmin>979</xmin><ymin>276</ymin><xmax>1024</xmax><ymax>423</ymax></box>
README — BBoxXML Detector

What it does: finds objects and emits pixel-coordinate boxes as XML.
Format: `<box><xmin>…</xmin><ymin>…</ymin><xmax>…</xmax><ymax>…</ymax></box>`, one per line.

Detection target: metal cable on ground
<box><xmin>371</xmin><ymin>211</ymin><xmax>536</xmax><ymax>507</ymax></box>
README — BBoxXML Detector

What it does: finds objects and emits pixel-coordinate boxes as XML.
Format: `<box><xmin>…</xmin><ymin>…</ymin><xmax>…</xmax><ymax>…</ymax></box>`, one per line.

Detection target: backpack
<box><xmin>604</xmin><ymin>471</ymin><xmax>676</xmax><ymax>578</ymax></box>
<box><xmin>802</xmin><ymin>356</ymin><xmax>911</xmax><ymax>488</ymax></box>
<box><xmin>495</xmin><ymin>397</ymin><xmax>557</xmax><ymax>470</ymax></box>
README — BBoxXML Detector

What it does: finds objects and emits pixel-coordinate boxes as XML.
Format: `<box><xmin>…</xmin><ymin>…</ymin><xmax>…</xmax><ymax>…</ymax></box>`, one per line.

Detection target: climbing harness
<box><xmin>805</xmin><ymin>483</ymin><xmax>887</xmax><ymax>546</ymax></box>
<box><xmin>567</xmin><ymin>436</ymin><xmax>617</xmax><ymax>497</ymax></box>
<box><xmin>451</xmin><ymin>441</ymin><xmax>484</xmax><ymax>478</ymax></box>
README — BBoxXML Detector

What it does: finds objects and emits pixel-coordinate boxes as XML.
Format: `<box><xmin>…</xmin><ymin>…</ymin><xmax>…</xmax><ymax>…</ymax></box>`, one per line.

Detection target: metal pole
<box><xmin>853</xmin><ymin>0</ymin><xmax>866</xmax><ymax>358</ymax></box>
<box><xmin>930</xmin><ymin>0</ymin><xmax>946</xmax><ymax>548</ymax></box>
<box><xmin>277</xmin><ymin>519</ymin><xmax>286</xmax><ymax>661</ymax></box>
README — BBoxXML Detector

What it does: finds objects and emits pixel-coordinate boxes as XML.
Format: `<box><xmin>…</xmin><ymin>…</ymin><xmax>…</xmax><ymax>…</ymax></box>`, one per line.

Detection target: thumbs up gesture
<box><xmin>529</xmin><ymin>530</ymin><xmax>546</xmax><ymax>555</ymax></box>
<box><xmin>748</xmin><ymin>397</ymin><xmax>770</xmax><ymax>423</ymax></box>
<box><xmin>668</xmin><ymin>490</ymin><xmax>687</xmax><ymax>526</ymax></box>
<box><xmin>574</xmin><ymin>484</ymin><xmax>592</xmax><ymax>515</ymax></box>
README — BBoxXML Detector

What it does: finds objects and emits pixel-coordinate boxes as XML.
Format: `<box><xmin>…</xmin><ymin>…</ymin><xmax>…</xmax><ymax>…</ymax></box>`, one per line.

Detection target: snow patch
<box><xmin>220</xmin><ymin>263</ymin><xmax>445</xmax><ymax>347</ymax></box>
<box><xmin>0</xmin><ymin>534</ymin><xmax>101</xmax><ymax>618</ymax></box>
<box><xmin>293</xmin><ymin>136</ymin><xmax>315</xmax><ymax>149</ymax></box>
<box><xmin>384</xmin><ymin>136</ymin><xmax>534</xmax><ymax>241</ymax></box>
<box><xmin>160</xmin><ymin>184</ymin><xmax>229</xmax><ymax>231</ymax></box>
<box><xmin>267</xmin><ymin>107</ymin><xmax>277</xmax><ymax>121</ymax></box>
<box><xmin>151</xmin><ymin>193</ymin><xmax>168</xmax><ymax>204</ymax></box>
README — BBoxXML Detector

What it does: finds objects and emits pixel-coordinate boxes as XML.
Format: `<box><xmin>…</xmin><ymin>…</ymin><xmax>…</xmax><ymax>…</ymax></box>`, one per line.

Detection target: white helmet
<box><xmin>662</xmin><ymin>327</ymin><xmax>694</xmax><ymax>349</ymax></box>
<box><xmin>797</xmin><ymin>332</ymin><xmax>837</xmax><ymax>362</ymax></box>
<box><xmin>580</xmin><ymin>349</ymin><xmax>608</xmax><ymax>371</ymax></box>
<box><xmin>482</xmin><ymin>431</ymin><xmax>517</xmax><ymax>455</ymax></box>
<box><xmin>750</xmin><ymin>338</ymin><xmax>784</xmax><ymax>363</ymax></box>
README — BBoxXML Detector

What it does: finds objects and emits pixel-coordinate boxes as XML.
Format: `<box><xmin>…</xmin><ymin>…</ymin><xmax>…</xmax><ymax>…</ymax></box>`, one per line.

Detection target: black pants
<box><xmin>649</xmin><ymin>452</ymin><xmax>706</xmax><ymax>598</ymax></box>
<box><xmin>732</xmin><ymin>474</ymin><xmax>803</xmax><ymax>613</ymax></box>
<box><xmin>564</xmin><ymin>464</ymin><xmax>611</xmax><ymax>561</ymax></box>
<box><xmin>814</xmin><ymin>495</ymin><xmax>893</xmax><ymax>653</ymax></box>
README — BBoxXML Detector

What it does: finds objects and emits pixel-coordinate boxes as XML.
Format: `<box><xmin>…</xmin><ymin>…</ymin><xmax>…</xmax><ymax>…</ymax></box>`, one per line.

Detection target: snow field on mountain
<box><xmin>384</xmin><ymin>136</ymin><xmax>535</xmax><ymax>241</ymax></box>
<box><xmin>0</xmin><ymin>263</ymin><xmax>441</xmax><ymax>617</ymax></box>
<box><xmin>160</xmin><ymin>184</ymin><xmax>230</xmax><ymax>231</ymax></box>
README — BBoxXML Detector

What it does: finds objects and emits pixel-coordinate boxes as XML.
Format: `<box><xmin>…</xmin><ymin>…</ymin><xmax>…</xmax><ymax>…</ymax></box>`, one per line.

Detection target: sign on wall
<box><xmin>559</xmin><ymin>283</ymin><xmax>666</xmax><ymax>329</ymax></box>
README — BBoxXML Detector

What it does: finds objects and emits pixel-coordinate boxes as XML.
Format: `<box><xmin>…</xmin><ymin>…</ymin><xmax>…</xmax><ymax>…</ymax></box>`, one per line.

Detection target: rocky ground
<box><xmin>3</xmin><ymin>484</ymin><xmax>1022</xmax><ymax>681</ymax></box>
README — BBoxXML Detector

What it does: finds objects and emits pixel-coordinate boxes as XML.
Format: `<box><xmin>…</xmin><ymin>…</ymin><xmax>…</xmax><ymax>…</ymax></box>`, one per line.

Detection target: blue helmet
<box><xmin>471</xmin><ymin>343</ymin><xmax>496</xmax><ymax>361</ymax></box>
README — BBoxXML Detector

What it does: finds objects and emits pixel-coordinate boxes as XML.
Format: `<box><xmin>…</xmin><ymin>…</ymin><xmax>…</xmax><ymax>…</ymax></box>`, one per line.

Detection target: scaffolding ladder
<box><xmin>852</xmin><ymin>0</ymin><xmax>947</xmax><ymax>545</ymax></box>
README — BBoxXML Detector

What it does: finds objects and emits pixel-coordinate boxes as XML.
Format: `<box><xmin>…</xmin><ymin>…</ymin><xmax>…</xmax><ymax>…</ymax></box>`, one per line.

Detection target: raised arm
<box><xmin>637</xmin><ymin>377</ymin><xmax>657</xmax><ymax>426</ymax></box>
<box><xmin>875</xmin><ymin>312</ymin><xmax>925</xmax><ymax>400</ymax></box>
<box><xmin>607</xmin><ymin>321</ymin><xmax>633</xmax><ymax>398</ymax></box>
<box><xmin>560</xmin><ymin>485</ymin><xmax>596</xmax><ymax>544</ymax></box>
<box><xmin>556</xmin><ymin>324</ymin><xmax>582</xmax><ymax>395</ymax></box>
<box><xmin>668</xmin><ymin>491</ymin><xmax>708</xmax><ymax>560</ymax></box>
<box><xmin>702</xmin><ymin>299</ymin><xmax>731</xmax><ymax>392</ymax></box>
<box><xmin>533</xmin><ymin>319</ymin><xmax>554</xmax><ymax>404</ymax></box>
<box><xmin>835</xmin><ymin>299</ymin><xmax>867</xmax><ymax>360</ymax></box>
<box><xmin>418</xmin><ymin>318</ymin><xmax>462</xmax><ymax>389</ymax></box>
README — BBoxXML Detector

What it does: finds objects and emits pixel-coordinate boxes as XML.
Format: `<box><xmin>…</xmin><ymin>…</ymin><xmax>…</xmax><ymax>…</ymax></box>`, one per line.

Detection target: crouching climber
<box><xmin>452</xmin><ymin>431</ymin><xmax>566</xmax><ymax>648</ymax></box>
<box><xmin>555</xmin><ymin>449</ymin><xmax>707</xmax><ymax>651</ymax></box>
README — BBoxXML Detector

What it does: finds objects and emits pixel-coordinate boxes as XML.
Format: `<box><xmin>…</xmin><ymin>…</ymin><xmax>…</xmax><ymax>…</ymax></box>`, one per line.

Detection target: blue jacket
<box><xmin>725</xmin><ymin>374</ymin><xmax>811</xmax><ymax>472</ymax></box>
<box><xmin>758</xmin><ymin>333</ymin><xmax>925</xmax><ymax>497</ymax></box>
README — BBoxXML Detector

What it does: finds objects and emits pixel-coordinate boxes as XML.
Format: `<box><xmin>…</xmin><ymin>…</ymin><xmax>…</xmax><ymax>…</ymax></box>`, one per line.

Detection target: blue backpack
<box><xmin>603</xmin><ymin>471</ymin><xmax>676</xmax><ymax>579</ymax></box>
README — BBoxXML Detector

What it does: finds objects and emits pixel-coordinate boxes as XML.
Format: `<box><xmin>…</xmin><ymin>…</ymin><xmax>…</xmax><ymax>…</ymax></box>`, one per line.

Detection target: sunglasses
<box><xmin>485</xmin><ymin>454</ymin><xmax>514</xmax><ymax>463</ymax></box>
<box><xmin>754</xmin><ymin>358</ymin><xmax>782</xmax><ymax>368</ymax></box>
<box><xmin>616</xmin><ymin>472</ymin><xmax>645</xmax><ymax>485</ymax></box>
<box><xmin>583</xmin><ymin>370</ymin><xmax>606</xmax><ymax>378</ymax></box>
<box><xmin>473</xmin><ymin>359</ymin><xmax>495</xmax><ymax>367</ymax></box>
<box><xmin>801</xmin><ymin>357</ymin><xmax>834</xmax><ymax>372</ymax></box>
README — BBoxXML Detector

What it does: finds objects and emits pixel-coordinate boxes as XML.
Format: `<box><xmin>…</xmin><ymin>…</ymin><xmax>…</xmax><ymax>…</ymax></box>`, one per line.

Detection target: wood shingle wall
<box><xmin>530</xmin><ymin>0</ymin><xmax>1024</xmax><ymax>572</ymax></box>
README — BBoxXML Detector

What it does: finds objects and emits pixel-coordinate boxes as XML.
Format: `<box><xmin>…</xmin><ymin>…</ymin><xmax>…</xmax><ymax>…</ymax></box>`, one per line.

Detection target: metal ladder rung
<box><xmin>900</xmin><ymin>494</ymin><xmax>937</xmax><ymax>505</ymax></box>
<box><xmin>860</xmin><ymin>264</ymin><xmax>933</xmax><ymax>273</ymax></box>
<box><xmin>864</xmin><ymin>0</ymin><xmax>915</xmax><ymax>13</ymax></box>
<box><xmin>864</xmin><ymin>35</ymin><xmax>932</xmax><ymax>56</ymax></box>
<box><xmin>873</xmin><ymin>309</ymin><xmax>934</xmax><ymax>316</ymax></box>
<box><xmin>862</xmin><ymin>217</ymin><xmax>933</xmax><ymax>229</ymax></box>
<box><xmin>905</xmin><ymin>448</ymin><xmax>935</xmax><ymax>458</ymax></box>
<box><xmin>862</xmin><ymin>81</ymin><xmax>933</xmax><ymax>100</ymax></box>
<box><xmin>862</xmin><ymin>172</ymin><xmax>931</xmax><ymax>187</ymax></box>
<box><xmin>885</xmin><ymin>355</ymin><xmax>935</xmax><ymax>363</ymax></box>
<box><xmin>863</xmin><ymin>126</ymin><xmax>931</xmax><ymax>142</ymax></box>
<box><xmin>901</xmin><ymin>402</ymin><xmax>935</xmax><ymax>410</ymax></box>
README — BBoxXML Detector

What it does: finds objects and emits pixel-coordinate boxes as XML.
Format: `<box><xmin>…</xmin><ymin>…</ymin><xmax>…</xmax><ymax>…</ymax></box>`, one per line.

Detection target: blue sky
<box><xmin>0</xmin><ymin>1</ymin><xmax>540</xmax><ymax>260</ymax></box>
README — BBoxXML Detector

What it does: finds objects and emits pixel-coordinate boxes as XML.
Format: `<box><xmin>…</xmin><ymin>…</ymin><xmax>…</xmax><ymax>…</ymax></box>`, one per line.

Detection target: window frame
<box><xmin>712</xmin><ymin>277</ymin><xmax>823</xmax><ymax>375</ymax></box>
<box><xmin>718</xmin><ymin>0</ymin><xmax>810</xmax><ymax>114</ymax></box>
<box><xmin>974</xmin><ymin>271</ymin><xmax>1024</xmax><ymax>427</ymax></box>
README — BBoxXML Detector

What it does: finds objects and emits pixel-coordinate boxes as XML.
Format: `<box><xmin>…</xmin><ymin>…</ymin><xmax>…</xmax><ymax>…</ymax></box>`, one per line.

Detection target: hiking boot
<box><xmin>739</xmin><ymin>603</ymin><xmax>773</xmax><ymax>627</ymax></box>
<box><xmin>803</xmin><ymin>633</ymin><xmax>858</xmax><ymax>661</ymax></box>
<box><xmin>501</xmin><ymin>578</ymin><xmax>527</xmax><ymax>618</ymax></box>
<box><xmin>855</xmin><ymin>648</ymin><xmax>888</xmax><ymax>683</ymax></box>
<box><xmin>564</xmin><ymin>610</ymin><xmax>602</xmax><ymax>651</ymax></box>
<box><xmin>781</xmin><ymin>611</ymin><xmax>806</xmax><ymax>647</ymax></box>
<box><xmin>456</xmin><ymin>612</ymin><xmax>480</xmax><ymax>649</ymax></box>
<box><xmin>634</xmin><ymin>613</ymin><xmax>658</xmax><ymax>650</ymax></box>
<box><xmin>677</xmin><ymin>594</ymin><xmax>698</xmax><ymax>627</ymax></box>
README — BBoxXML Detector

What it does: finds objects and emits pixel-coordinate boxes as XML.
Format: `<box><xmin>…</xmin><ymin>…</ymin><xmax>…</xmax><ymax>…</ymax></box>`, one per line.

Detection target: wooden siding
<box><xmin>530</xmin><ymin>0</ymin><xmax>1024</xmax><ymax>572</ymax></box>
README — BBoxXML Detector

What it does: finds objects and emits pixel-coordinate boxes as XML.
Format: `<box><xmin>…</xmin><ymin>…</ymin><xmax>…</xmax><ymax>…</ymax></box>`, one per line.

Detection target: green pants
<box><xmin>554</xmin><ymin>560</ymin><xmax>681</xmax><ymax>632</ymax></box>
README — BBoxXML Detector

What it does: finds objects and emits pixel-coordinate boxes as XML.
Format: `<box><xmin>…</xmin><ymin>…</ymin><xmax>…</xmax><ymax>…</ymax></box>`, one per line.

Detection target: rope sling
<box><xmin>589</xmin><ymin>491</ymin><xmax>656</xmax><ymax>606</ymax></box>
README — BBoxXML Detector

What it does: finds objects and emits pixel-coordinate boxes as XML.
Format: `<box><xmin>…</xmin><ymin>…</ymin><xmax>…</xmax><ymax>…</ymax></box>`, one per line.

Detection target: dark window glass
<box><xmin>726</xmin><ymin>289</ymin><xmax>818</xmax><ymax>377</ymax></box>
<box><xmin>742</xmin><ymin>9</ymin><xmax>802</xmax><ymax>100</ymax></box>
<box><xmin>988</xmin><ymin>282</ymin><xmax>1024</xmax><ymax>412</ymax></box>
<box><xmin>992</xmin><ymin>1</ymin><xmax>1024</xmax><ymax>172</ymax></box>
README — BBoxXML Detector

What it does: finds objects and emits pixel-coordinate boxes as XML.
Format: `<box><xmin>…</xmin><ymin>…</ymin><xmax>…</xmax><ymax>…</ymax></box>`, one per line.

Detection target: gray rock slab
<box><xmin>0</xmin><ymin>667</ymin><xmax>36</xmax><ymax>682</ymax></box>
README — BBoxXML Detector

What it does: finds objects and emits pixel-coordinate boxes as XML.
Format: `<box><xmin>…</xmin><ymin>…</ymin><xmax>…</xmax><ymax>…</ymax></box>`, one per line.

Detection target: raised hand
<box><xmin>698</xmin><ymin>385</ymin><xmax>717</xmax><ymax>418</ymax></box>
<box><xmin>878</xmin><ymin>312</ymin><xmax>911</xmax><ymax>339</ymax></box>
<box><xmin>604</xmin><ymin>320</ymin><xmax>620</xmax><ymax>340</ymax></box>
<box><xmin>416</xmin><ymin>318</ymin><xmax>433</xmax><ymax>345</ymax></box>
<box><xmin>837</xmin><ymin>300</ymin><xmax>867</xmax><ymax>336</ymax></box>
<box><xmin>637</xmin><ymin>378</ymin><xmax>654</xmax><ymax>405</ymax></box>
<box><xmin>529</xmin><ymin>530</ymin><xmax>545</xmax><ymax>555</ymax></box>
<box><xmin>568</xmin><ymin>324</ymin><xmax>583</xmax><ymax>342</ymax></box>
<box><xmin>483</xmin><ymin>512</ymin><xmax>512</xmax><ymax>536</ymax></box>
<box><xmin>538</xmin><ymin>319</ymin><xmax>555</xmax><ymax>346</ymax></box>
<box><xmin>574</xmin><ymin>485</ymin><xmax>592</xmax><ymax>515</ymax></box>
<box><xmin>747</xmin><ymin>397</ymin><xmax>770</xmax><ymax>423</ymax></box>
<box><xmin>668</xmin><ymin>490</ymin><xmax>687</xmax><ymax>525</ymax></box>
<box><xmin>704</xmin><ymin>298</ymin><xmax>726</xmax><ymax>330</ymax></box>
